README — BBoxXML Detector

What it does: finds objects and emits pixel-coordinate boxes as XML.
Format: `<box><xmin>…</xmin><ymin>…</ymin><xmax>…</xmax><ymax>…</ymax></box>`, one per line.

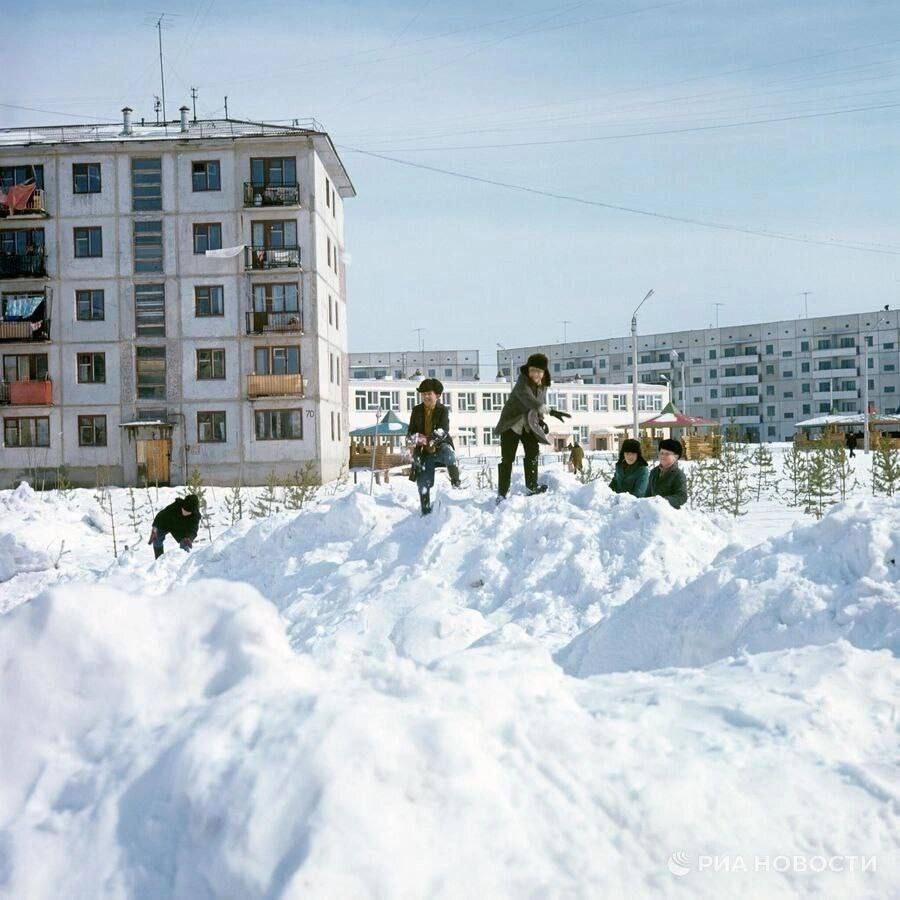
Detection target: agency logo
<box><xmin>667</xmin><ymin>852</ymin><xmax>691</xmax><ymax>877</ymax></box>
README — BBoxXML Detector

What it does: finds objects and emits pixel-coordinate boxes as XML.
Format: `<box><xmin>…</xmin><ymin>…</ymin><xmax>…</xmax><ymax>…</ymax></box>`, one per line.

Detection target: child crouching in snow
<box><xmin>148</xmin><ymin>494</ymin><xmax>201</xmax><ymax>558</ymax></box>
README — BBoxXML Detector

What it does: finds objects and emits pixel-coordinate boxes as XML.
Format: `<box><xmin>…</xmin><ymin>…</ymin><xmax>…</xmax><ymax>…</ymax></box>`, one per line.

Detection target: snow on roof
<box><xmin>795</xmin><ymin>413</ymin><xmax>900</xmax><ymax>428</ymax></box>
<box><xmin>0</xmin><ymin>117</ymin><xmax>356</xmax><ymax>198</ymax></box>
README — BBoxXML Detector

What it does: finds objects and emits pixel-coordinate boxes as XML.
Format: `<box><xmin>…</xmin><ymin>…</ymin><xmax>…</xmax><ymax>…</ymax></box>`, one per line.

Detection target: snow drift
<box><xmin>1</xmin><ymin>582</ymin><xmax>897</xmax><ymax>899</ymax></box>
<box><xmin>558</xmin><ymin>498</ymin><xmax>900</xmax><ymax>676</ymax></box>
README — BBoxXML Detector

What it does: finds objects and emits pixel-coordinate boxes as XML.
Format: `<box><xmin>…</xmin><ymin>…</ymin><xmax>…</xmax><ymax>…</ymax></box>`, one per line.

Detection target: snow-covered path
<box><xmin>0</xmin><ymin>452</ymin><xmax>897</xmax><ymax>898</ymax></box>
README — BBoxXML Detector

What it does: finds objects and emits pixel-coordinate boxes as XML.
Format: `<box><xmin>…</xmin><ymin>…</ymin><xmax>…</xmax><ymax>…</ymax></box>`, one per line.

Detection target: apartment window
<box><xmin>135</xmin><ymin>284</ymin><xmax>165</xmax><ymax>336</ymax></box>
<box><xmin>136</xmin><ymin>346</ymin><xmax>166</xmax><ymax>399</ymax></box>
<box><xmin>195</xmin><ymin>285</ymin><xmax>224</xmax><ymax>317</ymax></box>
<box><xmin>839</xmin><ymin>337</ymin><xmax>855</xmax><ymax>348</ymax></box>
<box><xmin>254</xmin><ymin>345</ymin><xmax>300</xmax><ymax>375</ymax></box>
<box><xmin>355</xmin><ymin>390</ymin><xmax>367</xmax><ymax>411</ymax></box>
<box><xmin>801</xmin><ymin>383</ymin><xmax>810</xmax><ymax>394</ymax></box>
<box><xmin>766</xmin><ymin>365</ymin><xmax>775</xmax><ymax>375</ymax></box>
<box><xmin>132</xmin><ymin>157</ymin><xmax>162</xmax><ymax>211</ymax></box>
<box><xmin>709</xmin><ymin>369</ymin><xmax>717</xmax><ymax>379</ymax></box>
<box><xmin>193</xmin><ymin>223</ymin><xmax>222</xmax><ymax>254</ymax></box>
<box><xmin>251</xmin><ymin>220</ymin><xmax>297</xmax><ymax>249</ymax></box>
<box><xmin>457</xmin><ymin>426</ymin><xmax>477</xmax><ymax>447</ymax></box>
<box><xmin>337</xmin><ymin>412</ymin><xmax>341</xmax><ymax>441</ymax></box>
<box><xmin>335</xmin><ymin>302</ymin><xmax>339</xmax><ymax>330</ymax></box>
<box><xmin>78</xmin><ymin>414</ymin><xmax>107</xmax><ymax>446</ymax></box>
<box><xmin>250</xmin><ymin>157</ymin><xmax>297</xmax><ymax>186</ymax></box>
<box><xmin>328</xmin><ymin>295</ymin><xmax>333</xmax><ymax>325</ymax></box>
<box><xmin>782</xmin><ymin>350</ymin><xmax>793</xmax><ymax>358</ymax></box>
<box><xmin>886</xmin><ymin>364</ymin><xmax>897</xmax><ymax>372</ymax></box>
<box><xmin>765</xmin><ymin>344</ymin><xmax>774</xmax><ymax>354</ymax></box>
<box><xmin>884</xmin><ymin>342</ymin><xmax>895</xmax><ymax>350</ymax></box>
<box><xmin>886</xmin><ymin>386</ymin><xmax>896</xmax><ymax>394</ymax></box>
<box><xmin>72</xmin><ymin>163</ymin><xmax>101</xmax><ymax>194</ymax></box>
<box><xmin>768</xmin><ymin>426</ymin><xmax>776</xmax><ymax>436</ymax></box>
<box><xmin>255</xmin><ymin>409</ymin><xmax>302</xmax><ymax>440</ymax></box>
<box><xmin>0</xmin><ymin>165</ymin><xmax>44</xmax><ymax>191</ymax></box>
<box><xmin>458</xmin><ymin>392</ymin><xmax>476</xmax><ymax>412</ymax></box>
<box><xmin>1</xmin><ymin>228</ymin><xmax>45</xmax><ymax>258</ymax></box>
<box><xmin>557</xmin><ymin>394</ymin><xmax>569</xmax><ymax>412</ymax></box>
<box><xmin>783</xmin><ymin>391</ymin><xmax>793</xmax><ymax>399</ymax></box>
<box><xmin>766</xmin><ymin>406</ymin><xmax>776</xmax><ymax>417</ymax></box>
<box><xmin>252</xmin><ymin>283</ymin><xmax>299</xmax><ymax>313</ymax></box>
<box><xmin>783</xmin><ymin>370</ymin><xmax>793</xmax><ymax>378</ymax></box>
<box><xmin>76</xmin><ymin>289</ymin><xmax>104</xmax><ymax>321</ymax></box>
<box><xmin>800</xmin><ymin>341</ymin><xmax>809</xmax><ymax>352</ymax></box>
<box><xmin>573</xmin><ymin>393</ymin><xmax>588</xmax><ymax>411</ymax></box>
<box><xmin>329</xmin><ymin>353</ymin><xmax>335</xmax><ymax>384</ymax></box>
<box><xmin>133</xmin><ymin>220</ymin><xmax>163</xmax><ymax>273</ymax></box>
<box><xmin>708</xmin><ymin>349</ymin><xmax>717</xmax><ymax>359</ymax></box>
<box><xmin>198</xmin><ymin>411</ymin><xmax>226</xmax><ymax>443</ymax></box>
<box><xmin>192</xmin><ymin>160</ymin><xmax>221</xmax><ymax>192</ymax></box>
<box><xmin>482</xmin><ymin>427</ymin><xmax>500</xmax><ymax>446</ymax></box>
<box><xmin>3</xmin><ymin>352</ymin><xmax>48</xmax><ymax>382</ymax></box>
<box><xmin>784</xmin><ymin>412</ymin><xmax>794</xmax><ymax>419</ymax></box>
<box><xmin>77</xmin><ymin>352</ymin><xmax>105</xmax><ymax>383</ymax></box>
<box><xmin>196</xmin><ymin>348</ymin><xmax>225</xmax><ymax>380</ymax></box>
<box><xmin>801</xmin><ymin>362</ymin><xmax>810</xmax><ymax>373</ymax></box>
<box><xmin>612</xmin><ymin>394</ymin><xmax>628</xmax><ymax>411</ymax></box>
<box><xmin>74</xmin><ymin>226</ymin><xmax>102</xmax><ymax>258</ymax></box>
<box><xmin>482</xmin><ymin>391</ymin><xmax>507</xmax><ymax>411</ymax></box>
<box><xmin>330</xmin><ymin>410</ymin><xmax>335</xmax><ymax>441</ymax></box>
<box><xmin>444</xmin><ymin>368</ymin><xmax>453</xmax><ymax>378</ymax></box>
<box><xmin>802</xmin><ymin>404</ymin><xmax>811</xmax><ymax>415</ymax></box>
<box><xmin>4</xmin><ymin>416</ymin><xmax>50</xmax><ymax>448</ymax></box>
<box><xmin>592</xmin><ymin>393</ymin><xmax>609</xmax><ymax>412</ymax></box>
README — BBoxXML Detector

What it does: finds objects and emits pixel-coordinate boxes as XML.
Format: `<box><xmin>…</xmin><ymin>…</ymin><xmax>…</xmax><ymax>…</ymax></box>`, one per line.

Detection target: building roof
<box><xmin>795</xmin><ymin>413</ymin><xmax>900</xmax><ymax>429</ymax></box>
<box><xmin>0</xmin><ymin>116</ymin><xmax>356</xmax><ymax>198</ymax></box>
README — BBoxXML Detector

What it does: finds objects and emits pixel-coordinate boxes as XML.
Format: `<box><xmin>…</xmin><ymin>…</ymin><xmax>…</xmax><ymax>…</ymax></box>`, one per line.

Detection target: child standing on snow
<box><xmin>646</xmin><ymin>438</ymin><xmax>688</xmax><ymax>509</ymax></box>
<box><xmin>407</xmin><ymin>378</ymin><xmax>461</xmax><ymax>516</ymax></box>
<box><xmin>148</xmin><ymin>494</ymin><xmax>201</xmax><ymax>558</ymax></box>
<box><xmin>493</xmin><ymin>353</ymin><xmax>571</xmax><ymax>501</ymax></box>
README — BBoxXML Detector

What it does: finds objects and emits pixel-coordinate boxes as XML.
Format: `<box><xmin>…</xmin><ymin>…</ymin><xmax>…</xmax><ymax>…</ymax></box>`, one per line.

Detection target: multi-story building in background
<box><xmin>500</xmin><ymin>309</ymin><xmax>900</xmax><ymax>442</ymax></box>
<box><xmin>0</xmin><ymin>108</ymin><xmax>354</xmax><ymax>487</ymax></box>
<box><xmin>349</xmin><ymin>378</ymin><xmax>668</xmax><ymax>452</ymax></box>
<box><xmin>349</xmin><ymin>349</ymin><xmax>480</xmax><ymax>381</ymax></box>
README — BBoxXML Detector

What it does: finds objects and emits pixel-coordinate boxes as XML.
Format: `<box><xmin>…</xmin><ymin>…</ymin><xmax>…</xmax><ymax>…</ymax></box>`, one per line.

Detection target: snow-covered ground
<box><xmin>0</xmin><ymin>447</ymin><xmax>897</xmax><ymax>898</ymax></box>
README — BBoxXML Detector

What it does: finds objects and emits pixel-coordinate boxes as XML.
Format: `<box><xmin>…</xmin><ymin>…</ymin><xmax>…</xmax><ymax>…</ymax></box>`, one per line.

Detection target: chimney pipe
<box><xmin>121</xmin><ymin>106</ymin><xmax>133</xmax><ymax>136</ymax></box>
<box><xmin>179</xmin><ymin>105</ymin><xmax>190</xmax><ymax>133</ymax></box>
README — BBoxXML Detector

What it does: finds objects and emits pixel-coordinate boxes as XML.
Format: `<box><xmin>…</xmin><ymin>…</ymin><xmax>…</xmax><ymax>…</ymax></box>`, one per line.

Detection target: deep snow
<box><xmin>0</xmin><ymin>448</ymin><xmax>897</xmax><ymax>898</ymax></box>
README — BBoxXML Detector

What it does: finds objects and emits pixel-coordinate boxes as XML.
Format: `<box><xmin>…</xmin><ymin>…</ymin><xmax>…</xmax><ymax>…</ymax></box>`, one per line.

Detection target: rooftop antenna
<box><xmin>561</xmin><ymin>319</ymin><xmax>571</xmax><ymax>345</ymax></box>
<box><xmin>190</xmin><ymin>86</ymin><xmax>198</xmax><ymax>122</ymax></box>
<box><xmin>224</xmin><ymin>95</ymin><xmax>229</xmax><ymax>119</ymax></box>
<box><xmin>153</xmin><ymin>96</ymin><xmax>161</xmax><ymax>125</ymax></box>
<box><xmin>712</xmin><ymin>301</ymin><xmax>725</xmax><ymax>328</ymax></box>
<box><xmin>800</xmin><ymin>290</ymin><xmax>812</xmax><ymax>318</ymax></box>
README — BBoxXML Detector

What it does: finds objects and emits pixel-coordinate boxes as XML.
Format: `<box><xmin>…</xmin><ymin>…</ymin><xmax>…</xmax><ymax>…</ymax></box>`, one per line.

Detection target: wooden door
<box><xmin>138</xmin><ymin>439</ymin><xmax>171</xmax><ymax>485</ymax></box>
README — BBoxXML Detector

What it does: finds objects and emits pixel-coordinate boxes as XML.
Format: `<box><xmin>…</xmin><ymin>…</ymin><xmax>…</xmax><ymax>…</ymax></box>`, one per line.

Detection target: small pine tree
<box><xmin>871</xmin><ymin>434</ymin><xmax>900</xmax><ymax>497</ymax></box>
<box><xmin>251</xmin><ymin>471</ymin><xmax>281</xmax><ymax>518</ymax></box>
<box><xmin>827</xmin><ymin>443</ymin><xmax>854</xmax><ymax>502</ymax></box>
<box><xmin>476</xmin><ymin>461</ymin><xmax>494</xmax><ymax>491</ymax></box>
<box><xmin>283</xmin><ymin>462</ymin><xmax>319</xmax><ymax>510</ymax></box>
<box><xmin>803</xmin><ymin>447</ymin><xmax>837</xmax><ymax>519</ymax></box>
<box><xmin>56</xmin><ymin>465</ymin><xmax>74</xmax><ymax>500</ymax></box>
<box><xmin>185</xmin><ymin>468</ymin><xmax>212</xmax><ymax>541</ymax></box>
<box><xmin>780</xmin><ymin>444</ymin><xmax>809</xmax><ymax>508</ymax></box>
<box><xmin>719</xmin><ymin>438</ymin><xmax>752</xmax><ymax>517</ymax></box>
<box><xmin>224</xmin><ymin>481</ymin><xmax>245</xmax><ymax>525</ymax></box>
<box><xmin>126</xmin><ymin>487</ymin><xmax>145</xmax><ymax>538</ymax></box>
<box><xmin>93</xmin><ymin>482</ymin><xmax>119</xmax><ymax>558</ymax></box>
<box><xmin>750</xmin><ymin>444</ymin><xmax>779</xmax><ymax>502</ymax></box>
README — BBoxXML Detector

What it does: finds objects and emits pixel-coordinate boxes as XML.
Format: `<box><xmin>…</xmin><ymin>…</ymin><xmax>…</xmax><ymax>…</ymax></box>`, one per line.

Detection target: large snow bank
<box><xmin>174</xmin><ymin>481</ymin><xmax>730</xmax><ymax>658</ymax></box>
<box><xmin>1</xmin><ymin>582</ymin><xmax>897</xmax><ymax>898</ymax></box>
<box><xmin>558</xmin><ymin>498</ymin><xmax>900</xmax><ymax>676</ymax></box>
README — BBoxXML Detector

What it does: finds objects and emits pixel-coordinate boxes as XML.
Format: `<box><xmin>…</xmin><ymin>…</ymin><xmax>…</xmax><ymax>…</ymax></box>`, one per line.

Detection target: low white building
<box><xmin>349</xmin><ymin>378</ymin><xmax>670</xmax><ymax>453</ymax></box>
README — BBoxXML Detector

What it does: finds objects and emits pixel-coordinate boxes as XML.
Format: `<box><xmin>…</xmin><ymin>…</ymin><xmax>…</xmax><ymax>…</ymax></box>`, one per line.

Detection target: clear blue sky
<box><xmin>6</xmin><ymin>0</ymin><xmax>900</xmax><ymax>365</ymax></box>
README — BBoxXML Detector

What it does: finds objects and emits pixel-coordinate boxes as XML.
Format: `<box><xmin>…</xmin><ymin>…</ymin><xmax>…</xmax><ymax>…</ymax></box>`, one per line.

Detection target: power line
<box><xmin>339</xmin><ymin>144</ymin><xmax>900</xmax><ymax>256</ymax></box>
<box><xmin>0</xmin><ymin>102</ymin><xmax>117</xmax><ymax>122</ymax></box>
<box><xmin>361</xmin><ymin>98</ymin><xmax>900</xmax><ymax>152</ymax></box>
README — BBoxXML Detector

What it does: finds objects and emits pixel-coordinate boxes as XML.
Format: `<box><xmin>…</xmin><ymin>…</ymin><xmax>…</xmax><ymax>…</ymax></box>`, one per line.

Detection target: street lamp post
<box><xmin>631</xmin><ymin>290</ymin><xmax>655</xmax><ymax>439</ymax></box>
<box><xmin>670</xmin><ymin>350</ymin><xmax>686</xmax><ymax>414</ymax></box>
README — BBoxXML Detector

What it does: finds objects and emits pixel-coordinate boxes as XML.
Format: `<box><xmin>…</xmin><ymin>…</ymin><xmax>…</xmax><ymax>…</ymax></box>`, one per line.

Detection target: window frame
<box><xmin>75</xmin><ymin>288</ymin><xmax>105</xmax><ymax>321</ymax></box>
<box><xmin>254</xmin><ymin>408</ymin><xmax>303</xmax><ymax>440</ymax></box>
<box><xmin>191</xmin><ymin>160</ymin><xmax>221</xmax><ymax>192</ymax></box>
<box><xmin>72</xmin><ymin>162</ymin><xmax>102</xmax><ymax>194</ymax></box>
<box><xmin>78</xmin><ymin>414</ymin><xmax>107</xmax><ymax>447</ymax></box>
<box><xmin>76</xmin><ymin>351</ymin><xmax>106</xmax><ymax>384</ymax></box>
<box><xmin>197</xmin><ymin>410</ymin><xmax>227</xmax><ymax>443</ymax></box>
<box><xmin>194</xmin><ymin>285</ymin><xmax>224</xmax><ymax>317</ymax></box>
<box><xmin>4</xmin><ymin>415</ymin><xmax>50</xmax><ymax>448</ymax></box>
<box><xmin>196</xmin><ymin>348</ymin><xmax>226</xmax><ymax>380</ymax></box>
<box><xmin>192</xmin><ymin>222</ymin><xmax>223</xmax><ymax>255</ymax></box>
<box><xmin>73</xmin><ymin>226</ymin><xmax>103</xmax><ymax>258</ymax></box>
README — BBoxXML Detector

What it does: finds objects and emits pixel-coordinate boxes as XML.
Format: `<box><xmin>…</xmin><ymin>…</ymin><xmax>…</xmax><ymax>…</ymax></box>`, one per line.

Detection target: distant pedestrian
<box><xmin>647</xmin><ymin>438</ymin><xmax>688</xmax><ymax>509</ymax></box>
<box><xmin>846</xmin><ymin>432</ymin><xmax>857</xmax><ymax>458</ymax></box>
<box><xmin>609</xmin><ymin>438</ymin><xmax>649</xmax><ymax>498</ymax></box>
<box><xmin>570</xmin><ymin>440</ymin><xmax>585</xmax><ymax>474</ymax></box>
<box><xmin>149</xmin><ymin>494</ymin><xmax>201</xmax><ymax>558</ymax></box>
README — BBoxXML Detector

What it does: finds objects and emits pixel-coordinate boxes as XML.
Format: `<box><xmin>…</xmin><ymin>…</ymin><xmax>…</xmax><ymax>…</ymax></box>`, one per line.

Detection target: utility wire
<box><xmin>339</xmin><ymin>144</ymin><xmax>900</xmax><ymax>256</ymax></box>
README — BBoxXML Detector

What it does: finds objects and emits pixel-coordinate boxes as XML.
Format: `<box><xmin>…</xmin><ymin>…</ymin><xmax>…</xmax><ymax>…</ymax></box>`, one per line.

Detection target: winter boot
<box><xmin>497</xmin><ymin>459</ymin><xmax>512</xmax><ymax>499</ymax></box>
<box><xmin>419</xmin><ymin>488</ymin><xmax>432</xmax><ymax>516</ymax></box>
<box><xmin>524</xmin><ymin>458</ymin><xmax>548</xmax><ymax>496</ymax></box>
<box><xmin>448</xmin><ymin>464</ymin><xmax>462</xmax><ymax>488</ymax></box>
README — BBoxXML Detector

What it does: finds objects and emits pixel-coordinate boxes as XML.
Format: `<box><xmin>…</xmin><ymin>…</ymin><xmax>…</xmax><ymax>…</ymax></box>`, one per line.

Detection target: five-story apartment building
<box><xmin>0</xmin><ymin>109</ymin><xmax>354</xmax><ymax>486</ymax></box>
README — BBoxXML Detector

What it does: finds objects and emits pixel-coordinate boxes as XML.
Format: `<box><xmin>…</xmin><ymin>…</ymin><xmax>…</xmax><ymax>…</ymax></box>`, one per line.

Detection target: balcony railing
<box><xmin>0</xmin><ymin>252</ymin><xmax>47</xmax><ymax>279</ymax></box>
<box><xmin>247</xmin><ymin>373</ymin><xmax>305</xmax><ymax>398</ymax></box>
<box><xmin>0</xmin><ymin>378</ymin><xmax>53</xmax><ymax>405</ymax></box>
<box><xmin>245</xmin><ymin>310</ymin><xmax>304</xmax><ymax>334</ymax></box>
<box><xmin>244</xmin><ymin>246</ymin><xmax>301</xmax><ymax>271</ymax></box>
<box><xmin>1</xmin><ymin>188</ymin><xmax>47</xmax><ymax>217</ymax></box>
<box><xmin>0</xmin><ymin>318</ymin><xmax>51</xmax><ymax>343</ymax></box>
<box><xmin>243</xmin><ymin>182</ymin><xmax>300</xmax><ymax>207</ymax></box>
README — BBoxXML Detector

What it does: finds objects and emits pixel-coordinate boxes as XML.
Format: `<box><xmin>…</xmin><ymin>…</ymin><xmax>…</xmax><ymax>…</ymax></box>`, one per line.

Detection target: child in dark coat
<box><xmin>149</xmin><ymin>494</ymin><xmax>201</xmax><ymax>558</ymax></box>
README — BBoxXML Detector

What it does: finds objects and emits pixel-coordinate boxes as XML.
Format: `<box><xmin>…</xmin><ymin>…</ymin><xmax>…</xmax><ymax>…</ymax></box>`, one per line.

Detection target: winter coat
<box><xmin>493</xmin><ymin>368</ymin><xmax>551</xmax><ymax>444</ymax></box>
<box><xmin>846</xmin><ymin>433</ymin><xmax>858</xmax><ymax>450</ymax></box>
<box><xmin>609</xmin><ymin>460</ymin><xmax>649</xmax><ymax>497</ymax></box>
<box><xmin>647</xmin><ymin>463</ymin><xmax>688</xmax><ymax>509</ymax></box>
<box><xmin>407</xmin><ymin>402</ymin><xmax>454</xmax><ymax>449</ymax></box>
<box><xmin>570</xmin><ymin>444</ymin><xmax>585</xmax><ymax>467</ymax></box>
<box><xmin>152</xmin><ymin>498</ymin><xmax>201</xmax><ymax>541</ymax></box>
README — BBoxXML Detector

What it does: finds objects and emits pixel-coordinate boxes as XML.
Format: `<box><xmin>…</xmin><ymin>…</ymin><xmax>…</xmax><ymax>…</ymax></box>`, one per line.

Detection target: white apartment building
<box><xmin>349</xmin><ymin>349</ymin><xmax>481</xmax><ymax>381</ymax></box>
<box><xmin>0</xmin><ymin>110</ymin><xmax>354</xmax><ymax>487</ymax></box>
<box><xmin>501</xmin><ymin>308</ymin><xmax>900</xmax><ymax>443</ymax></box>
<box><xmin>349</xmin><ymin>378</ymin><xmax>669</xmax><ymax>453</ymax></box>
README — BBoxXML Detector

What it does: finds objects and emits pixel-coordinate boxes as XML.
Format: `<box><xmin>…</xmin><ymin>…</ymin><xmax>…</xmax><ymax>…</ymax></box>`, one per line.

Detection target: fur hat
<box><xmin>417</xmin><ymin>378</ymin><xmax>444</xmax><ymax>395</ymax></box>
<box><xmin>659</xmin><ymin>438</ymin><xmax>683</xmax><ymax>457</ymax></box>
<box><xmin>525</xmin><ymin>353</ymin><xmax>549</xmax><ymax>372</ymax></box>
<box><xmin>618</xmin><ymin>437</ymin><xmax>648</xmax><ymax>466</ymax></box>
<box><xmin>182</xmin><ymin>494</ymin><xmax>200</xmax><ymax>513</ymax></box>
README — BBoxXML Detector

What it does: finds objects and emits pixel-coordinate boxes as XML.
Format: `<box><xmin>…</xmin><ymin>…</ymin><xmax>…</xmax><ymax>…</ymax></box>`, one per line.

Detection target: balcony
<box><xmin>243</xmin><ymin>183</ymin><xmax>300</xmax><ymax>207</ymax></box>
<box><xmin>812</xmin><ymin>344</ymin><xmax>856</xmax><ymax>359</ymax></box>
<box><xmin>0</xmin><ymin>188</ymin><xmax>47</xmax><ymax>218</ymax></box>
<box><xmin>727</xmin><ymin>414</ymin><xmax>761</xmax><ymax>425</ymax></box>
<box><xmin>0</xmin><ymin>378</ymin><xmax>53</xmax><ymax>405</ymax></box>
<box><xmin>0</xmin><ymin>319</ymin><xmax>50</xmax><ymax>343</ymax></box>
<box><xmin>244</xmin><ymin>246</ymin><xmax>301</xmax><ymax>271</ymax></box>
<box><xmin>1</xmin><ymin>294</ymin><xmax>50</xmax><ymax>343</ymax></box>
<box><xmin>245</xmin><ymin>310</ymin><xmax>304</xmax><ymax>335</ymax></box>
<box><xmin>247</xmin><ymin>373</ymin><xmax>305</xmax><ymax>398</ymax></box>
<box><xmin>719</xmin><ymin>373</ymin><xmax>760</xmax><ymax>385</ymax></box>
<box><xmin>813</xmin><ymin>390</ymin><xmax>858</xmax><ymax>402</ymax></box>
<box><xmin>0</xmin><ymin>251</ymin><xmax>47</xmax><ymax>279</ymax></box>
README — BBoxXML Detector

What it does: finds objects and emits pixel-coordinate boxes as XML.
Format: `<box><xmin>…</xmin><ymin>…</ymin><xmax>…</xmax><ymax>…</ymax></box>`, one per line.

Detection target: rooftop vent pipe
<box><xmin>121</xmin><ymin>107</ymin><xmax>133</xmax><ymax>136</ymax></box>
<box><xmin>179</xmin><ymin>106</ymin><xmax>190</xmax><ymax>133</ymax></box>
